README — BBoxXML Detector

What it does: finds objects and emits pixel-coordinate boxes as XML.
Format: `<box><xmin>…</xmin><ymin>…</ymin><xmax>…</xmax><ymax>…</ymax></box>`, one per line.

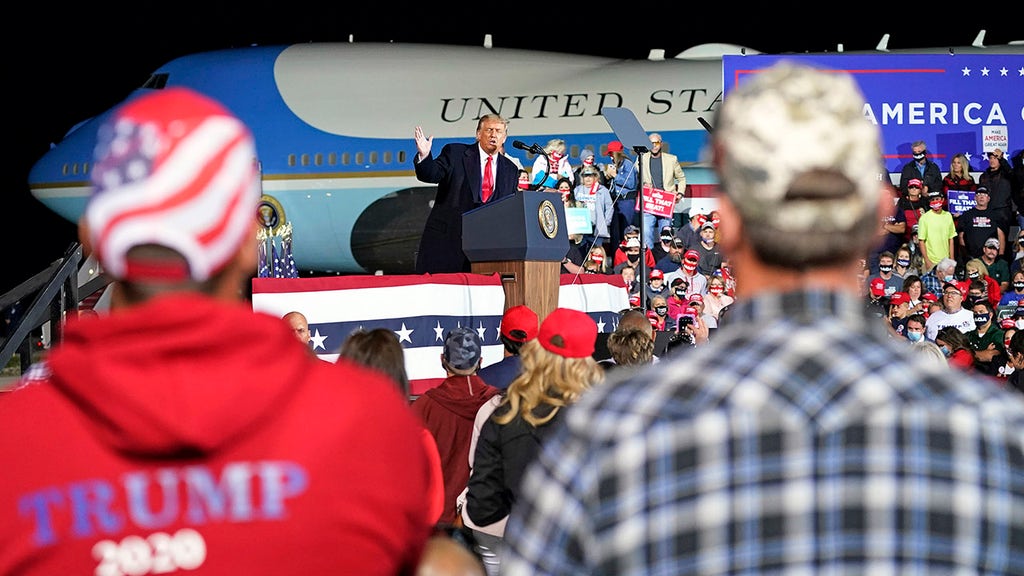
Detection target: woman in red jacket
<box><xmin>935</xmin><ymin>326</ymin><xmax>975</xmax><ymax>371</ymax></box>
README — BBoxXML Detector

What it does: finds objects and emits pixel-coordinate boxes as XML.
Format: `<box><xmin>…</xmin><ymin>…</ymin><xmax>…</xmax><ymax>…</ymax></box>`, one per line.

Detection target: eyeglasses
<box><xmin>943</xmin><ymin>291</ymin><xmax>962</xmax><ymax>297</ymax></box>
<box><xmin>650</xmin><ymin>140</ymin><xmax>662</xmax><ymax>144</ymax></box>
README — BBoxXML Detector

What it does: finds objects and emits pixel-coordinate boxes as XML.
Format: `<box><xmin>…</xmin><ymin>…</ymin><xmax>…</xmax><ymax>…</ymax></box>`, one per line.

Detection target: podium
<box><xmin>463</xmin><ymin>192</ymin><xmax>568</xmax><ymax>320</ymax></box>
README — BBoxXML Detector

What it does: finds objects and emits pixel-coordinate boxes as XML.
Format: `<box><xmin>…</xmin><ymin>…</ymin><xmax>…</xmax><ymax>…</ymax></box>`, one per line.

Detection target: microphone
<box><xmin>512</xmin><ymin>140</ymin><xmax>545</xmax><ymax>154</ymax></box>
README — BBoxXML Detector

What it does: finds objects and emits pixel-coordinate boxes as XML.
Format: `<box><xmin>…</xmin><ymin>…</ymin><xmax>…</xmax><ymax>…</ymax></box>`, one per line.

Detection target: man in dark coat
<box><xmin>898</xmin><ymin>140</ymin><xmax>943</xmax><ymax>197</ymax></box>
<box><xmin>413</xmin><ymin>115</ymin><xmax>519</xmax><ymax>274</ymax></box>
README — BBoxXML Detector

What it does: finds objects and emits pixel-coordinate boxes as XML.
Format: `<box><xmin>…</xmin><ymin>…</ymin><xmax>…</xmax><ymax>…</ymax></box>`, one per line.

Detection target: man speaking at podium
<box><xmin>413</xmin><ymin>115</ymin><xmax>519</xmax><ymax>274</ymax></box>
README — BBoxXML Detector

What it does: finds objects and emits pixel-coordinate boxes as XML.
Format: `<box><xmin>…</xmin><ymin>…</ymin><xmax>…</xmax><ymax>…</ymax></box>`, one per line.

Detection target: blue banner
<box><xmin>723</xmin><ymin>54</ymin><xmax>1024</xmax><ymax>175</ymax></box>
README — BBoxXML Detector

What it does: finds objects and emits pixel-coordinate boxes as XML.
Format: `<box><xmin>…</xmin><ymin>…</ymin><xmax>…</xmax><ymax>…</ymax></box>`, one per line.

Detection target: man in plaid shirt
<box><xmin>502</xmin><ymin>62</ymin><xmax>1024</xmax><ymax>576</ymax></box>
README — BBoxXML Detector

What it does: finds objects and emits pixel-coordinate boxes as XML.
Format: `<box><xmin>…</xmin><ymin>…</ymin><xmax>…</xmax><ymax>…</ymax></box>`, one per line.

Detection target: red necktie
<box><xmin>482</xmin><ymin>155</ymin><xmax>494</xmax><ymax>202</ymax></box>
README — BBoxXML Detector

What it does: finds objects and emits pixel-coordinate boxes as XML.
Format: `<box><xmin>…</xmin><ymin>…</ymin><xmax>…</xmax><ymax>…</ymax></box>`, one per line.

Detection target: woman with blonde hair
<box><xmin>965</xmin><ymin>258</ymin><xmax>1001</xmax><ymax>307</ymax></box>
<box><xmin>464</xmin><ymin>308</ymin><xmax>603</xmax><ymax>573</ymax></box>
<box><xmin>531</xmin><ymin>138</ymin><xmax>575</xmax><ymax>189</ymax></box>
<box><xmin>942</xmin><ymin>152</ymin><xmax>976</xmax><ymax>195</ymax></box>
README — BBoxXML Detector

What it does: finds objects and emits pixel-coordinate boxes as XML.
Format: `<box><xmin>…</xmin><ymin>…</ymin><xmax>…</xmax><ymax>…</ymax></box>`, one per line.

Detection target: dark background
<box><xmin>8</xmin><ymin>5</ymin><xmax>1019</xmax><ymax>293</ymax></box>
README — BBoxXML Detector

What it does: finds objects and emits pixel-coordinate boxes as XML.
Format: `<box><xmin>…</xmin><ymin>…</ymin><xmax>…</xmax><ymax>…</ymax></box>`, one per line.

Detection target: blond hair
<box><xmin>495</xmin><ymin>340</ymin><xmax>603</xmax><ymax>427</ymax></box>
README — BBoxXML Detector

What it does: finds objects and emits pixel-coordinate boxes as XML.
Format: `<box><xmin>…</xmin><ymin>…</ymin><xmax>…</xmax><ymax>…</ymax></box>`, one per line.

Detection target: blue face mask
<box><xmin>943</xmin><ymin>274</ymin><xmax>955</xmax><ymax>283</ymax></box>
<box><xmin>896</xmin><ymin>259</ymin><xmax>911</xmax><ymax>267</ymax></box>
<box><xmin>975</xmin><ymin>313</ymin><xmax>991</xmax><ymax>326</ymax></box>
<box><xmin>907</xmin><ymin>331</ymin><xmax>924</xmax><ymax>342</ymax></box>
<box><xmin>940</xmin><ymin>345</ymin><xmax>951</xmax><ymax>357</ymax></box>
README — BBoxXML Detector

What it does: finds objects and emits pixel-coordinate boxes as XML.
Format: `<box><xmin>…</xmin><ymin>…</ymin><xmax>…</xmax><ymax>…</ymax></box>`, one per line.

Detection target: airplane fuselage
<box><xmin>30</xmin><ymin>43</ymin><xmax>726</xmax><ymax>275</ymax></box>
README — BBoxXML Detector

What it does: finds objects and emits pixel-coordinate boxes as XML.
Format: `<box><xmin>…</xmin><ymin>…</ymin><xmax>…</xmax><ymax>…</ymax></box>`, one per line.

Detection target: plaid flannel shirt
<box><xmin>503</xmin><ymin>290</ymin><xmax>1024</xmax><ymax>576</ymax></box>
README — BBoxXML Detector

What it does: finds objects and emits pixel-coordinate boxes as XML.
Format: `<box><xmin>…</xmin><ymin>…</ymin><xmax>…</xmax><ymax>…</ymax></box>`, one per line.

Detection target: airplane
<box><xmin>28</xmin><ymin>31</ymin><xmax>1024</xmax><ymax>277</ymax></box>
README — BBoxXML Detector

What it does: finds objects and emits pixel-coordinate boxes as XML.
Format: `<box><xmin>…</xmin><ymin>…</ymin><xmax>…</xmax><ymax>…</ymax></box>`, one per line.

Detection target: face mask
<box><xmin>943</xmin><ymin>274</ymin><xmax>955</xmax><ymax>283</ymax></box>
<box><xmin>930</xmin><ymin>200</ymin><xmax>944</xmax><ymax>210</ymax></box>
<box><xmin>940</xmin><ymin>345</ymin><xmax>951</xmax><ymax>357</ymax></box>
<box><xmin>674</xmin><ymin>289</ymin><xmax>686</xmax><ymax>298</ymax></box>
<box><xmin>896</xmin><ymin>259</ymin><xmax>910</xmax><ymax>267</ymax></box>
<box><xmin>627</xmin><ymin>253</ymin><xmax>639</xmax><ymax>262</ymax></box>
<box><xmin>975</xmin><ymin>313</ymin><xmax>991</xmax><ymax>326</ymax></box>
<box><xmin>710</xmin><ymin>286</ymin><xmax>724</xmax><ymax>295</ymax></box>
<box><xmin>968</xmin><ymin>271</ymin><xmax>980</xmax><ymax>279</ymax></box>
<box><xmin>682</xmin><ymin>260</ymin><xmax>698</xmax><ymax>274</ymax></box>
<box><xmin>879</xmin><ymin>265</ymin><xmax>893</xmax><ymax>274</ymax></box>
<box><xmin>1015</xmin><ymin>282</ymin><xmax>1024</xmax><ymax>291</ymax></box>
<box><xmin>654</xmin><ymin>306</ymin><xmax>668</xmax><ymax>316</ymax></box>
<box><xmin>914</xmin><ymin>151</ymin><xmax>927</xmax><ymax>161</ymax></box>
<box><xmin>907</xmin><ymin>331</ymin><xmax>924</xmax><ymax>342</ymax></box>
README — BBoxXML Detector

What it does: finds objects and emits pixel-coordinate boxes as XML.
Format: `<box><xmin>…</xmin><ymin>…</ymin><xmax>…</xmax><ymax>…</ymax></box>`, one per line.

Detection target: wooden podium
<box><xmin>463</xmin><ymin>192</ymin><xmax>568</xmax><ymax>321</ymax></box>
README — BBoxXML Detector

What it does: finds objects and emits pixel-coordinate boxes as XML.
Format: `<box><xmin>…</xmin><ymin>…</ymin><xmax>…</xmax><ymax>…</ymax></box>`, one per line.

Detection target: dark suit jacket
<box><xmin>414</xmin><ymin>143</ymin><xmax>519</xmax><ymax>274</ymax></box>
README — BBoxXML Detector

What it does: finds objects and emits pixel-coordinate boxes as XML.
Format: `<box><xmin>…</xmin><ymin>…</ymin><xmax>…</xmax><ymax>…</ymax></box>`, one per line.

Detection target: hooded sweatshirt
<box><xmin>0</xmin><ymin>294</ymin><xmax>433</xmax><ymax>575</ymax></box>
<box><xmin>410</xmin><ymin>374</ymin><xmax>499</xmax><ymax>524</ymax></box>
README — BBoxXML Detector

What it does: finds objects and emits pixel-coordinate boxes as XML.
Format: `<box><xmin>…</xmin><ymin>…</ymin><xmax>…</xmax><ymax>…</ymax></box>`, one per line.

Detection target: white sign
<box><xmin>983</xmin><ymin>126</ymin><xmax>1009</xmax><ymax>155</ymax></box>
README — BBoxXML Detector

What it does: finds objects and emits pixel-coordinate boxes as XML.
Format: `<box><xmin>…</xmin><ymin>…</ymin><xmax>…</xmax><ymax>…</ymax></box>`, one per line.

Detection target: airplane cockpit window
<box><xmin>141</xmin><ymin>74</ymin><xmax>169</xmax><ymax>90</ymax></box>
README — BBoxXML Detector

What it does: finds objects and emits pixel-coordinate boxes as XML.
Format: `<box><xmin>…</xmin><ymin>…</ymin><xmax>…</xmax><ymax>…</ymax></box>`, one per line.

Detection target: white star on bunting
<box><xmin>395</xmin><ymin>323</ymin><xmax>414</xmax><ymax>344</ymax></box>
<box><xmin>310</xmin><ymin>329</ymin><xmax>328</xmax><ymax>351</ymax></box>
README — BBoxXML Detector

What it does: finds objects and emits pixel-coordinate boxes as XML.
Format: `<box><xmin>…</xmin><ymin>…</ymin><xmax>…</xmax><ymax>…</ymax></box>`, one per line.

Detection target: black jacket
<box><xmin>899</xmin><ymin>159</ymin><xmax>943</xmax><ymax>197</ymax></box>
<box><xmin>414</xmin><ymin>143</ymin><xmax>519</xmax><ymax>274</ymax></box>
<box><xmin>465</xmin><ymin>404</ymin><xmax>561</xmax><ymax>527</ymax></box>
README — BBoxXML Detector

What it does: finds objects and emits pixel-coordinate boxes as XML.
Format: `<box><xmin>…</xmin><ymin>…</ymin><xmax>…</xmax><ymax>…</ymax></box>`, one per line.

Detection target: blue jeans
<box><xmin>642</xmin><ymin>213</ymin><xmax>673</xmax><ymax>249</ymax></box>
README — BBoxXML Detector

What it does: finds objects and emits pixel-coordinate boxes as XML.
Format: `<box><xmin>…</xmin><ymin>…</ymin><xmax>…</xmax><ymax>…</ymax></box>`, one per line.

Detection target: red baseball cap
<box><xmin>606</xmin><ymin>141</ymin><xmax>624</xmax><ymax>155</ymax></box>
<box><xmin>538</xmin><ymin>308</ymin><xmax>598</xmax><ymax>358</ymax></box>
<box><xmin>649</xmin><ymin>268</ymin><xmax>664</xmax><ymax>279</ymax></box>
<box><xmin>646</xmin><ymin>309</ymin><xmax>660</xmax><ymax>328</ymax></box>
<box><xmin>922</xmin><ymin>293</ymin><xmax>938</xmax><ymax>302</ymax></box>
<box><xmin>500</xmin><ymin>305</ymin><xmax>539</xmax><ymax>343</ymax></box>
<box><xmin>889</xmin><ymin>292</ymin><xmax>910</xmax><ymax>306</ymax></box>
<box><xmin>870</xmin><ymin>277</ymin><xmax>886</xmax><ymax>297</ymax></box>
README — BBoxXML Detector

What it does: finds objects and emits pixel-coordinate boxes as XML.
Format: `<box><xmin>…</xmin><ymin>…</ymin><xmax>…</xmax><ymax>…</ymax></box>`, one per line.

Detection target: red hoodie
<box><xmin>411</xmin><ymin>374</ymin><xmax>499</xmax><ymax>524</ymax></box>
<box><xmin>0</xmin><ymin>294</ymin><xmax>433</xmax><ymax>575</ymax></box>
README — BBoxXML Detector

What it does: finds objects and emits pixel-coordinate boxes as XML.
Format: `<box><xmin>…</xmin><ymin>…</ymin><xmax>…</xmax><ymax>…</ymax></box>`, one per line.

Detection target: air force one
<box><xmin>29</xmin><ymin>32</ymin><xmax>1024</xmax><ymax>276</ymax></box>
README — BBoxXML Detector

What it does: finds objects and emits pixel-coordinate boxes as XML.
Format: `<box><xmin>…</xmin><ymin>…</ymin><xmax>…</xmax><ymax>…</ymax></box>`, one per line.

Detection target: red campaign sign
<box><xmin>640</xmin><ymin>185</ymin><xmax>675</xmax><ymax>218</ymax></box>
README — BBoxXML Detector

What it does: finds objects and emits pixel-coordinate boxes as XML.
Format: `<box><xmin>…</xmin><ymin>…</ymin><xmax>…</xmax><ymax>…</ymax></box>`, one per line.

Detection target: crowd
<box><xmin>3</xmin><ymin>61</ymin><xmax>1023</xmax><ymax>576</ymax></box>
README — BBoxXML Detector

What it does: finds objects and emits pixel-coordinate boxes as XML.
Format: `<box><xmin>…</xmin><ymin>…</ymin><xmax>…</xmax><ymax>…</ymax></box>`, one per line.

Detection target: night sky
<box><xmin>8</xmin><ymin>4</ymin><xmax>1019</xmax><ymax>293</ymax></box>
